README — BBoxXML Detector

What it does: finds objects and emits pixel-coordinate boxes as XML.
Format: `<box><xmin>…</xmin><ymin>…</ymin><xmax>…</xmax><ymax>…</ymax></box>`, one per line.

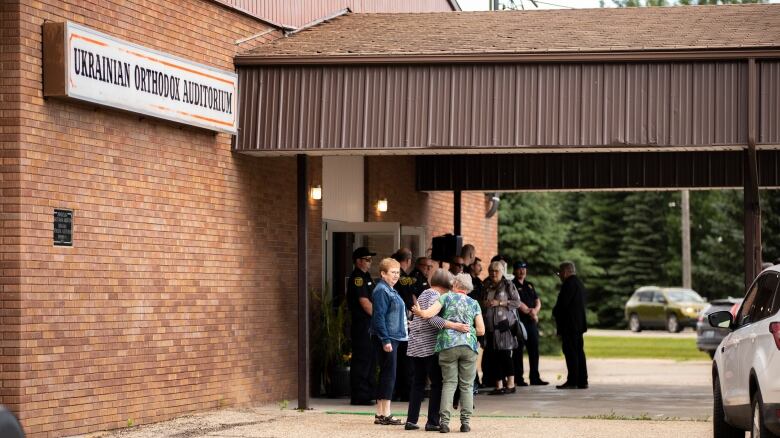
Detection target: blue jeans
<box><xmin>374</xmin><ymin>338</ymin><xmax>399</xmax><ymax>400</ymax></box>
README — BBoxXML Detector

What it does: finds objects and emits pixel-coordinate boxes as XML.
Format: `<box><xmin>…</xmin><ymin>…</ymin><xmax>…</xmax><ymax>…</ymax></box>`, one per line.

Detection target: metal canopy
<box><xmin>416</xmin><ymin>150</ymin><xmax>780</xmax><ymax>192</ymax></box>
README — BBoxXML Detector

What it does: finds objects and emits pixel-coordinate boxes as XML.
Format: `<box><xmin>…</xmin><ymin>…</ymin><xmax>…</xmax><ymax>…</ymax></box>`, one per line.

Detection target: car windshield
<box><xmin>666</xmin><ymin>289</ymin><xmax>704</xmax><ymax>303</ymax></box>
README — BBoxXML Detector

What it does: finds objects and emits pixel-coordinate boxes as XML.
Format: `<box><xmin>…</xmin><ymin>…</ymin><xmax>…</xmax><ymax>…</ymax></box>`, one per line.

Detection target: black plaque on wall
<box><xmin>54</xmin><ymin>209</ymin><xmax>73</xmax><ymax>246</ymax></box>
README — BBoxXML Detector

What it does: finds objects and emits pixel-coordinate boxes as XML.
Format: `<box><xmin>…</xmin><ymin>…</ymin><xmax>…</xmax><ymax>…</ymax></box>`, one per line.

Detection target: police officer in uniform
<box><xmin>511</xmin><ymin>261</ymin><xmax>548</xmax><ymax>386</ymax></box>
<box><xmin>392</xmin><ymin>248</ymin><xmax>415</xmax><ymax>402</ymax></box>
<box><xmin>409</xmin><ymin>257</ymin><xmax>432</xmax><ymax>299</ymax></box>
<box><xmin>348</xmin><ymin>247</ymin><xmax>377</xmax><ymax>405</ymax></box>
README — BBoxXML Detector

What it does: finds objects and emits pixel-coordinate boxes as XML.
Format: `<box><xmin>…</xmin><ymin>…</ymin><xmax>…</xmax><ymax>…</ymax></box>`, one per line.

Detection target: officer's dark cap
<box><xmin>514</xmin><ymin>261</ymin><xmax>528</xmax><ymax>270</ymax></box>
<box><xmin>352</xmin><ymin>247</ymin><xmax>376</xmax><ymax>261</ymax></box>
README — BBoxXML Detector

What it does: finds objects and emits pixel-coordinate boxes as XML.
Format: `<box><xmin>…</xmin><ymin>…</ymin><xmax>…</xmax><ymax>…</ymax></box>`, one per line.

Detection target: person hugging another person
<box><xmin>404</xmin><ymin>269</ymin><xmax>470</xmax><ymax>432</ymax></box>
<box><xmin>412</xmin><ymin>273</ymin><xmax>485</xmax><ymax>433</ymax></box>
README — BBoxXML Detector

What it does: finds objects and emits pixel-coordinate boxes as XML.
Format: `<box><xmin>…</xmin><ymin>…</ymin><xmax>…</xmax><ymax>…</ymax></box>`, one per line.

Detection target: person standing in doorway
<box><xmin>371</xmin><ymin>258</ymin><xmax>408</xmax><ymax>426</ymax></box>
<box><xmin>511</xmin><ymin>261</ymin><xmax>548</xmax><ymax>386</ymax></box>
<box><xmin>552</xmin><ymin>261</ymin><xmax>588</xmax><ymax>390</ymax></box>
<box><xmin>347</xmin><ymin>247</ymin><xmax>377</xmax><ymax>406</ymax></box>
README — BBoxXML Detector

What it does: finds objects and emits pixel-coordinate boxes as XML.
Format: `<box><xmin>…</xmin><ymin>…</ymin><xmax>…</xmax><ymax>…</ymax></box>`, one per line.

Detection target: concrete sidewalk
<box><xmin>84</xmin><ymin>358</ymin><xmax>714</xmax><ymax>438</ymax></box>
<box><xmin>313</xmin><ymin>357</ymin><xmax>712</xmax><ymax>420</ymax></box>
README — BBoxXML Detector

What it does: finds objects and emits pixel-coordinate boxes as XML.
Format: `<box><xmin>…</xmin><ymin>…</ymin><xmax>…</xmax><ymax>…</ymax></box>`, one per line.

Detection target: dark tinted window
<box><xmin>652</xmin><ymin>292</ymin><xmax>666</xmax><ymax>303</ymax></box>
<box><xmin>736</xmin><ymin>281</ymin><xmax>759</xmax><ymax>327</ymax></box>
<box><xmin>737</xmin><ymin>273</ymin><xmax>779</xmax><ymax>326</ymax></box>
<box><xmin>751</xmin><ymin>273</ymin><xmax>779</xmax><ymax>321</ymax></box>
<box><xmin>638</xmin><ymin>291</ymin><xmax>653</xmax><ymax>302</ymax></box>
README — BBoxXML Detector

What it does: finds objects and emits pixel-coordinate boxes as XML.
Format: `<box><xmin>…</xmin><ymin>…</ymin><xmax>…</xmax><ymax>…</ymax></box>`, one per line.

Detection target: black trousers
<box><xmin>560</xmin><ymin>332</ymin><xmax>588</xmax><ymax>386</ymax></box>
<box><xmin>350</xmin><ymin>327</ymin><xmax>376</xmax><ymax>403</ymax></box>
<box><xmin>483</xmin><ymin>333</ymin><xmax>513</xmax><ymax>385</ymax></box>
<box><xmin>512</xmin><ymin>321</ymin><xmax>541</xmax><ymax>383</ymax></box>
<box><xmin>374</xmin><ymin>338</ymin><xmax>399</xmax><ymax>401</ymax></box>
<box><xmin>406</xmin><ymin>354</ymin><xmax>442</xmax><ymax>426</ymax></box>
<box><xmin>393</xmin><ymin>341</ymin><xmax>412</xmax><ymax>401</ymax></box>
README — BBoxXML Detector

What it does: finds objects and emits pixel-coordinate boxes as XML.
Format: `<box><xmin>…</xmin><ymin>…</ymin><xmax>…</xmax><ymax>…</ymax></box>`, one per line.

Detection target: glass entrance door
<box><xmin>324</xmin><ymin>221</ymin><xmax>400</xmax><ymax>304</ymax></box>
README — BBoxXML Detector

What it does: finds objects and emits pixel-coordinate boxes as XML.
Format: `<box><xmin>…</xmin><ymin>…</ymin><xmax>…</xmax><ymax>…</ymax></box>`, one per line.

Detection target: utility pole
<box><xmin>681</xmin><ymin>190</ymin><xmax>692</xmax><ymax>289</ymax></box>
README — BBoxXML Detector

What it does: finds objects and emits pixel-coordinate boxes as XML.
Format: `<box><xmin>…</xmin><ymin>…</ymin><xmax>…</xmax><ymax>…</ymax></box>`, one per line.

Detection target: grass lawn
<box><xmin>581</xmin><ymin>335</ymin><xmax>711</xmax><ymax>361</ymax></box>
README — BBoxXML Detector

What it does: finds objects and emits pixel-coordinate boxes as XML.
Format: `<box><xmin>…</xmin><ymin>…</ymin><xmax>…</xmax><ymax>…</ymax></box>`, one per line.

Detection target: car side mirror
<box><xmin>708</xmin><ymin>310</ymin><xmax>734</xmax><ymax>329</ymax></box>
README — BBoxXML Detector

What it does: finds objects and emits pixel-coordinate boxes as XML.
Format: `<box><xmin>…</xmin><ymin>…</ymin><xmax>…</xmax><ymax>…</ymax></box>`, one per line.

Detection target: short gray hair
<box><xmin>453</xmin><ymin>273</ymin><xmax>474</xmax><ymax>292</ymax></box>
<box><xmin>489</xmin><ymin>260</ymin><xmax>505</xmax><ymax>276</ymax></box>
<box><xmin>429</xmin><ymin>268</ymin><xmax>454</xmax><ymax>289</ymax></box>
<box><xmin>559</xmin><ymin>261</ymin><xmax>576</xmax><ymax>274</ymax></box>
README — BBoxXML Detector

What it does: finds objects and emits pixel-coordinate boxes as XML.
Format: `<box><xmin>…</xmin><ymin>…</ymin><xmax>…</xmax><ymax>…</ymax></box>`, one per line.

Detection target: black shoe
<box><xmin>382</xmin><ymin>415</ymin><xmax>403</xmax><ymax>426</ymax></box>
<box><xmin>505</xmin><ymin>386</ymin><xmax>516</xmax><ymax>394</ymax></box>
<box><xmin>487</xmin><ymin>388</ymin><xmax>505</xmax><ymax>395</ymax></box>
<box><xmin>555</xmin><ymin>383</ymin><xmax>578</xmax><ymax>389</ymax></box>
<box><xmin>375</xmin><ymin>415</ymin><xmax>384</xmax><ymax>424</ymax></box>
<box><xmin>440</xmin><ymin>424</ymin><xmax>450</xmax><ymax>433</ymax></box>
<box><xmin>530</xmin><ymin>380</ymin><xmax>549</xmax><ymax>386</ymax></box>
<box><xmin>516</xmin><ymin>381</ymin><xmax>528</xmax><ymax>387</ymax></box>
<box><xmin>460</xmin><ymin>424</ymin><xmax>471</xmax><ymax>432</ymax></box>
<box><xmin>405</xmin><ymin>422</ymin><xmax>420</xmax><ymax>430</ymax></box>
<box><xmin>425</xmin><ymin>423</ymin><xmax>441</xmax><ymax>432</ymax></box>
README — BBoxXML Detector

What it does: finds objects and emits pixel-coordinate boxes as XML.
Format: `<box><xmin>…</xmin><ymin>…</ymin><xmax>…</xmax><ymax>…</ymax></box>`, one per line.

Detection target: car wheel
<box><xmin>666</xmin><ymin>314</ymin><xmax>681</xmax><ymax>333</ymax></box>
<box><xmin>629</xmin><ymin>314</ymin><xmax>642</xmax><ymax>332</ymax></box>
<box><xmin>714</xmin><ymin>374</ymin><xmax>744</xmax><ymax>438</ymax></box>
<box><xmin>751</xmin><ymin>389</ymin><xmax>778</xmax><ymax>438</ymax></box>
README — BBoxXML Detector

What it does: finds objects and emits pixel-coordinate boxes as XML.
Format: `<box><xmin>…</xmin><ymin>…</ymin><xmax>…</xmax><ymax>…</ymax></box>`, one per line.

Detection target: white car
<box><xmin>710</xmin><ymin>265</ymin><xmax>780</xmax><ymax>438</ymax></box>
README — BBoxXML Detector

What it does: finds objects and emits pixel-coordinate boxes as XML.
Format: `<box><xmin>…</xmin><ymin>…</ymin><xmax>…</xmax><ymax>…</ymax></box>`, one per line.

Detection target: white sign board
<box><xmin>57</xmin><ymin>22</ymin><xmax>237</xmax><ymax>133</ymax></box>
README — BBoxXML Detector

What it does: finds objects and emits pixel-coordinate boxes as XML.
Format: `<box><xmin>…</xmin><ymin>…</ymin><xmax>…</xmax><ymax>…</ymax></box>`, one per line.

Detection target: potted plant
<box><xmin>311</xmin><ymin>286</ymin><xmax>351</xmax><ymax>397</ymax></box>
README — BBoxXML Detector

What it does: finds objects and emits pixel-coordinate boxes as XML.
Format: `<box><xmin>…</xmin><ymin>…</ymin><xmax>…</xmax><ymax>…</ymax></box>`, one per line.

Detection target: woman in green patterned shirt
<box><xmin>411</xmin><ymin>273</ymin><xmax>485</xmax><ymax>433</ymax></box>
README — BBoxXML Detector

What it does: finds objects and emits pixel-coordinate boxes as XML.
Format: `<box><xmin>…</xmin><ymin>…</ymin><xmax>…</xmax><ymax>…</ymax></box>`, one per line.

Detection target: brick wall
<box><xmin>365</xmin><ymin>156</ymin><xmax>497</xmax><ymax>269</ymax></box>
<box><xmin>6</xmin><ymin>1</ymin><xmax>297</xmax><ymax>436</ymax></box>
<box><xmin>1</xmin><ymin>0</ymin><xmax>25</xmax><ymax>424</ymax></box>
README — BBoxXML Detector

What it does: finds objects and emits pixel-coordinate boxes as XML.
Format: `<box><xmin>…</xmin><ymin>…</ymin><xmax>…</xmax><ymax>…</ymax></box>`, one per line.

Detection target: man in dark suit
<box><xmin>552</xmin><ymin>261</ymin><xmax>588</xmax><ymax>389</ymax></box>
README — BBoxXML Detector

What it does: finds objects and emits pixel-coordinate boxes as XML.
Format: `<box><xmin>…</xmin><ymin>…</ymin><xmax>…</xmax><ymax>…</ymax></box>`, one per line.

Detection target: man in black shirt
<box><xmin>511</xmin><ymin>261</ymin><xmax>548</xmax><ymax>386</ymax></box>
<box><xmin>553</xmin><ymin>261</ymin><xmax>588</xmax><ymax>390</ymax></box>
<box><xmin>347</xmin><ymin>246</ymin><xmax>377</xmax><ymax>405</ymax></box>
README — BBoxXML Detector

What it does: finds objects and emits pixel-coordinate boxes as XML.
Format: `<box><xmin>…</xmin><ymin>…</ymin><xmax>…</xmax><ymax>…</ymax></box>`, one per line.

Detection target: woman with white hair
<box><xmin>482</xmin><ymin>260</ymin><xmax>522</xmax><ymax>395</ymax></box>
<box><xmin>412</xmin><ymin>273</ymin><xmax>485</xmax><ymax>433</ymax></box>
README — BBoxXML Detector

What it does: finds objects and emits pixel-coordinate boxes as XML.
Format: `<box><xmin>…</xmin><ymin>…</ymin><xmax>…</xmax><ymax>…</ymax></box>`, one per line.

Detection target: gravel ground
<box><xmin>82</xmin><ymin>405</ymin><xmax>712</xmax><ymax>438</ymax></box>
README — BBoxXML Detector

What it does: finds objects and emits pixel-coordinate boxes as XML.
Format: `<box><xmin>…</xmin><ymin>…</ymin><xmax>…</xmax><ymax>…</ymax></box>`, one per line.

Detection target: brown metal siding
<box><xmin>236</xmin><ymin>61</ymin><xmax>775</xmax><ymax>153</ymax></box>
<box><xmin>761</xmin><ymin>61</ymin><xmax>780</xmax><ymax>144</ymax></box>
<box><xmin>213</xmin><ymin>0</ymin><xmax>454</xmax><ymax>28</ymax></box>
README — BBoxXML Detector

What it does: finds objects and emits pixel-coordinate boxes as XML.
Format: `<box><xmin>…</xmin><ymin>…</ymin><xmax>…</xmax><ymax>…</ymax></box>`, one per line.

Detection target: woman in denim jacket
<box><xmin>370</xmin><ymin>258</ymin><xmax>408</xmax><ymax>426</ymax></box>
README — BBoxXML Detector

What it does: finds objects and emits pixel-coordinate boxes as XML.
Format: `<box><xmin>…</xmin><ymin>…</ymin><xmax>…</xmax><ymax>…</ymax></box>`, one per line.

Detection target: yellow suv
<box><xmin>624</xmin><ymin>286</ymin><xmax>707</xmax><ymax>333</ymax></box>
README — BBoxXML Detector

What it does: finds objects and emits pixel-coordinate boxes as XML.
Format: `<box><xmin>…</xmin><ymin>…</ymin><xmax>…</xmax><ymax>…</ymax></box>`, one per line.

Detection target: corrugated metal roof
<box><xmin>237</xmin><ymin>4</ymin><xmax>780</xmax><ymax>61</ymax></box>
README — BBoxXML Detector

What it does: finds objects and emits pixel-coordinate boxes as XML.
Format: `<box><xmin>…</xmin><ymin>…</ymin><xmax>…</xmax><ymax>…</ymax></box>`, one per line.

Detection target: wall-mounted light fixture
<box><xmin>310</xmin><ymin>185</ymin><xmax>322</xmax><ymax>200</ymax></box>
<box><xmin>377</xmin><ymin>198</ymin><xmax>388</xmax><ymax>212</ymax></box>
